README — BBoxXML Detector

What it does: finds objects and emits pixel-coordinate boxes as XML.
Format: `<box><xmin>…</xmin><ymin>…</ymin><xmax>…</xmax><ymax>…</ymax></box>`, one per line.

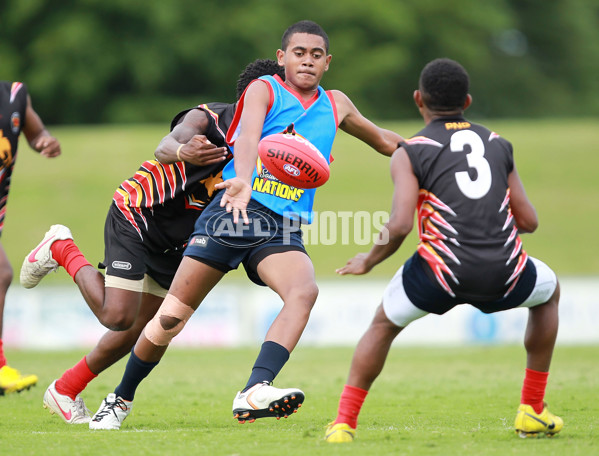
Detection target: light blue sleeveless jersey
<box><xmin>223</xmin><ymin>75</ymin><xmax>337</xmax><ymax>223</ymax></box>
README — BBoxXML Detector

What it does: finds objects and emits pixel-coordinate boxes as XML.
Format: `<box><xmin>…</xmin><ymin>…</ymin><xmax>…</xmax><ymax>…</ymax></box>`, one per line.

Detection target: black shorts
<box><xmin>184</xmin><ymin>191</ymin><xmax>307</xmax><ymax>286</ymax></box>
<box><xmin>100</xmin><ymin>204</ymin><xmax>184</xmax><ymax>290</ymax></box>
<box><xmin>402</xmin><ymin>252</ymin><xmax>537</xmax><ymax>314</ymax></box>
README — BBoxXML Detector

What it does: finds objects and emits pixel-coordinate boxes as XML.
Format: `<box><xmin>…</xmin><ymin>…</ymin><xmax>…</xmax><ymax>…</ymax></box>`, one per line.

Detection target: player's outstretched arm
<box><xmin>215</xmin><ymin>80</ymin><xmax>269</xmax><ymax>224</ymax></box>
<box><xmin>507</xmin><ymin>165</ymin><xmax>538</xmax><ymax>233</ymax></box>
<box><xmin>155</xmin><ymin>109</ymin><xmax>228</xmax><ymax>165</ymax></box>
<box><xmin>23</xmin><ymin>95</ymin><xmax>61</xmax><ymax>158</ymax></box>
<box><xmin>337</xmin><ymin>148</ymin><xmax>418</xmax><ymax>275</ymax></box>
<box><xmin>331</xmin><ymin>90</ymin><xmax>403</xmax><ymax>157</ymax></box>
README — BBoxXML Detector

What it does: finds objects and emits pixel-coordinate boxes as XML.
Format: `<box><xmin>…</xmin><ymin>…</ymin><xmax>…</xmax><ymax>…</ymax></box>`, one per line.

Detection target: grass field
<box><xmin>1</xmin><ymin>346</ymin><xmax>597</xmax><ymax>455</ymax></box>
<box><xmin>3</xmin><ymin>118</ymin><xmax>598</xmax><ymax>452</ymax></box>
<box><xmin>4</xmin><ymin>118</ymin><xmax>599</xmax><ymax>285</ymax></box>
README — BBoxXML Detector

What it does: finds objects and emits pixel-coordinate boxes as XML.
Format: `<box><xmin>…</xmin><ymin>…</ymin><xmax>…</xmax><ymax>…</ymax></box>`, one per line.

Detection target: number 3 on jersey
<box><xmin>451</xmin><ymin>130</ymin><xmax>491</xmax><ymax>199</ymax></box>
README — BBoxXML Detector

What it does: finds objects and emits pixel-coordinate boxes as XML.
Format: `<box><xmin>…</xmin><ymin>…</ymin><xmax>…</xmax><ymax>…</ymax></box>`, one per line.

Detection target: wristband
<box><xmin>176</xmin><ymin>144</ymin><xmax>184</xmax><ymax>162</ymax></box>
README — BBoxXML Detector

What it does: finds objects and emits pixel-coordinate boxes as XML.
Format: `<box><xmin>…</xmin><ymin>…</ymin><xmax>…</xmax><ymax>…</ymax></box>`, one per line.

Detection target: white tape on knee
<box><xmin>144</xmin><ymin>294</ymin><xmax>195</xmax><ymax>346</ymax></box>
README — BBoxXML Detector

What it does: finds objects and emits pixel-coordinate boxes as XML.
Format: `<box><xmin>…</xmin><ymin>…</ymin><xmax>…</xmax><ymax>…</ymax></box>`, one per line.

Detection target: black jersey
<box><xmin>112</xmin><ymin>102</ymin><xmax>235</xmax><ymax>250</ymax></box>
<box><xmin>401</xmin><ymin>115</ymin><xmax>527</xmax><ymax>301</ymax></box>
<box><xmin>0</xmin><ymin>81</ymin><xmax>28</xmax><ymax>234</ymax></box>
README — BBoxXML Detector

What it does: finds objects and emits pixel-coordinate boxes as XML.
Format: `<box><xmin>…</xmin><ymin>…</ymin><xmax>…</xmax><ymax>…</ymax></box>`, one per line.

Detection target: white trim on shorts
<box><xmin>382</xmin><ymin>265</ymin><xmax>429</xmax><ymax>328</ymax></box>
<box><xmin>104</xmin><ymin>274</ymin><xmax>168</xmax><ymax>298</ymax></box>
<box><xmin>518</xmin><ymin>257</ymin><xmax>557</xmax><ymax>308</ymax></box>
<box><xmin>382</xmin><ymin>256</ymin><xmax>557</xmax><ymax>328</ymax></box>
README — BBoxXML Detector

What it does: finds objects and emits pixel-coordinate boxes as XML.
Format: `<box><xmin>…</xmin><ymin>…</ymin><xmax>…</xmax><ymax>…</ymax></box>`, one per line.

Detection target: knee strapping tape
<box><xmin>144</xmin><ymin>294</ymin><xmax>195</xmax><ymax>346</ymax></box>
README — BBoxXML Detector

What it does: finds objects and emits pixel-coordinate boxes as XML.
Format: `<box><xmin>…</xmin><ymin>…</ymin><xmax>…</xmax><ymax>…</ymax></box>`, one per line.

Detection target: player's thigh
<box><xmin>136</xmin><ymin>291</ymin><xmax>164</xmax><ymax>327</ymax></box>
<box><xmin>169</xmin><ymin>256</ymin><xmax>226</xmax><ymax>309</ymax></box>
<box><xmin>103</xmin><ymin>284</ymin><xmax>144</xmax><ymax>321</ymax></box>
<box><xmin>256</xmin><ymin>250</ymin><xmax>317</xmax><ymax>302</ymax></box>
<box><xmin>102</xmin><ymin>207</ymin><xmax>153</xmax><ymax>317</ymax></box>
<box><xmin>103</xmin><ymin>263</ymin><xmax>168</xmax><ymax>322</ymax></box>
<box><xmin>0</xmin><ymin>241</ymin><xmax>12</xmax><ymax>284</ymax></box>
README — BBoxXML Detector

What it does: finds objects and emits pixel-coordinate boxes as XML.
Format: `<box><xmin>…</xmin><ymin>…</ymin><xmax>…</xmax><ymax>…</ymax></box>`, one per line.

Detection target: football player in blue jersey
<box><xmin>87</xmin><ymin>20</ymin><xmax>404</xmax><ymax>430</ymax></box>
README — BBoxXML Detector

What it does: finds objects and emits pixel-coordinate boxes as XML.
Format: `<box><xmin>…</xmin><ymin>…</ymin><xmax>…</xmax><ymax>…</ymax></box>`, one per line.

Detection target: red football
<box><xmin>257</xmin><ymin>133</ymin><xmax>330</xmax><ymax>189</ymax></box>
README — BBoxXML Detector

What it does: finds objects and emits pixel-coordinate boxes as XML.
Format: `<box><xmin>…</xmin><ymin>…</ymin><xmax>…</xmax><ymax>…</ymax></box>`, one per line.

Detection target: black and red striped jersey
<box><xmin>401</xmin><ymin>115</ymin><xmax>527</xmax><ymax>301</ymax></box>
<box><xmin>112</xmin><ymin>102</ymin><xmax>235</xmax><ymax>249</ymax></box>
<box><xmin>0</xmin><ymin>81</ymin><xmax>28</xmax><ymax>234</ymax></box>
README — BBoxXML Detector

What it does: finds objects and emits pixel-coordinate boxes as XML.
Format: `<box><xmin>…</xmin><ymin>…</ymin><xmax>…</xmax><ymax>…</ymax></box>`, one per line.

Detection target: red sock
<box><xmin>334</xmin><ymin>384</ymin><xmax>368</xmax><ymax>429</ymax></box>
<box><xmin>50</xmin><ymin>240</ymin><xmax>92</xmax><ymax>281</ymax></box>
<box><xmin>55</xmin><ymin>356</ymin><xmax>98</xmax><ymax>400</ymax></box>
<box><xmin>521</xmin><ymin>368</ymin><xmax>549</xmax><ymax>414</ymax></box>
<box><xmin>0</xmin><ymin>339</ymin><xmax>6</xmax><ymax>368</ymax></box>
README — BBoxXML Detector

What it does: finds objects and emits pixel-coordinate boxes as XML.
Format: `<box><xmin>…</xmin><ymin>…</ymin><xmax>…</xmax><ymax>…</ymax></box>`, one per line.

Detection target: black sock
<box><xmin>114</xmin><ymin>349</ymin><xmax>159</xmax><ymax>401</ymax></box>
<box><xmin>243</xmin><ymin>341</ymin><xmax>290</xmax><ymax>392</ymax></box>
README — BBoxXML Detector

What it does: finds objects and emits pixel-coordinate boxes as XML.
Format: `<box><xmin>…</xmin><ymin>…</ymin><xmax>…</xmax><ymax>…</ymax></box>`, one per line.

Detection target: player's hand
<box><xmin>336</xmin><ymin>253</ymin><xmax>372</xmax><ymax>275</ymax></box>
<box><xmin>215</xmin><ymin>177</ymin><xmax>252</xmax><ymax>224</ymax></box>
<box><xmin>179</xmin><ymin>135</ymin><xmax>228</xmax><ymax>166</ymax></box>
<box><xmin>36</xmin><ymin>136</ymin><xmax>61</xmax><ymax>158</ymax></box>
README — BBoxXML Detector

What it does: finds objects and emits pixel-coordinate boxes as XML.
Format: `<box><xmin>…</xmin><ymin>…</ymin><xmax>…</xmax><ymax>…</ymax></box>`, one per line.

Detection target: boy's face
<box><xmin>277</xmin><ymin>33</ymin><xmax>331</xmax><ymax>93</ymax></box>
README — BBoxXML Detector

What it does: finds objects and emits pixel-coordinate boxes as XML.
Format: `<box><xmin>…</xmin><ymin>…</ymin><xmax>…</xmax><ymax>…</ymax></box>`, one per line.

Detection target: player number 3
<box><xmin>451</xmin><ymin>130</ymin><xmax>492</xmax><ymax>199</ymax></box>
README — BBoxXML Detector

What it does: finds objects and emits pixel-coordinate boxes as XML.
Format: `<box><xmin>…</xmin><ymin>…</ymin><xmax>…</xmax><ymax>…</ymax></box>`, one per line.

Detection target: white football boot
<box><xmin>89</xmin><ymin>393</ymin><xmax>133</xmax><ymax>430</ymax></box>
<box><xmin>43</xmin><ymin>380</ymin><xmax>91</xmax><ymax>424</ymax></box>
<box><xmin>20</xmin><ymin>224</ymin><xmax>73</xmax><ymax>288</ymax></box>
<box><xmin>232</xmin><ymin>381</ymin><xmax>305</xmax><ymax>423</ymax></box>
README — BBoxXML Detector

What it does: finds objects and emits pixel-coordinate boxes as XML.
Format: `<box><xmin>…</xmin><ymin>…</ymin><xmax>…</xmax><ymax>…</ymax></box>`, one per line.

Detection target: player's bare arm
<box><xmin>331</xmin><ymin>90</ymin><xmax>403</xmax><ymax>157</ymax></box>
<box><xmin>337</xmin><ymin>148</ymin><xmax>418</xmax><ymax>275</ymax></box>
<box><xmin>507</xmin><ymin>165</ymin><xmax>538</xmax><ymax>233</ymax></box>
<box><xmin>155</xmin><ymin>109</ymin><xmax>228</xmax><ymax>165</ymax></box>
<box><xmin>215</xmin><ymin>80</ymin><xmax>269</xmax><ymax>223</ymax></box>
<box><xmin>22</xmin><ymin>95</ymin><xmax>61</xmax><ymax>158</ymax></box>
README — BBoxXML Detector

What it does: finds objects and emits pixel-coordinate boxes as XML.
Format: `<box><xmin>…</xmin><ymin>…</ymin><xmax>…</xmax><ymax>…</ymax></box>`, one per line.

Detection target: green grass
<box><xmin>4</xmin><ymin>117</ymin><xmax>599</xmax><ymax>285</ymax></box>
<box><xmin>3</xmin><ymin>119</ymin><xmax>597</xmax><ymax>453</ymax></box>
<box><xmin>1</xmin><ymin>346</ymin><xmax>597</xmax><ymax>455</ymax></box>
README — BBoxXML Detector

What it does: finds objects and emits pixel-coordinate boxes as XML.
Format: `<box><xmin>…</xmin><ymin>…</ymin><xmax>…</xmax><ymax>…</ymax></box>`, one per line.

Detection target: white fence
<box><xmin>4</xmin><ymin>277</ymin><xmax>598</xmax><ymax>349</ymax></box>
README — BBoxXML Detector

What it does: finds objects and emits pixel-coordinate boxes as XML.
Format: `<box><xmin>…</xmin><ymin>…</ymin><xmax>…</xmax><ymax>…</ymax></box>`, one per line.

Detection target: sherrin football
<box><xmin>257</xmin><ymin>133</ymin><xmax>330</xmax><ymax>189</ymax></box>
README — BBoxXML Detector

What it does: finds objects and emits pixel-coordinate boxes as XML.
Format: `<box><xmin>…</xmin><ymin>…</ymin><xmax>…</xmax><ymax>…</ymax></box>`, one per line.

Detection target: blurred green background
<box><xmin>2</xmin><ymin>1</ymin><xmax>599</xmax><ymax>283</ymax></box>
<box><xmin>2</xmin><ymin>0</ymin><xmax>598</xmax><ymax>123</ymax></box>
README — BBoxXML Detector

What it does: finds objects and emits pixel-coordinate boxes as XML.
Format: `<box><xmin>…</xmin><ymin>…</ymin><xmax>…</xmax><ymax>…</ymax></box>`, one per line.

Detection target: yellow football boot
<box><xmin>514</xmin><ymin>403</ymin><xmax>563</xmax><ymax>438</ymax></box>
<box><xmin>0</xmin><ymin>365</ymin><xmax>38</xmax><ymax>395</ymax></box>
<box><xmin>325</xmin><ymin>422</ymin><xmax>356</xmax><ymax>443</ymax></box>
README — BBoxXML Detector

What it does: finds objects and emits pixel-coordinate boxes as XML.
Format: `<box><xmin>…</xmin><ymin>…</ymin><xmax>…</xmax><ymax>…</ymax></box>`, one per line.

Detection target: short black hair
<box><xmin>281</xmin><ymin>20</ymin><xmax>329</xmax><ymax>53</ymax></box>
<box><xmin>419</xmin><ymin>58</ymin><xmax>469</xmax><ymax>112</ymax></box>
<box><xmin>236</xmin><ymin>59</ymin><xmax>285</xmax><ymax>99</ymax></box>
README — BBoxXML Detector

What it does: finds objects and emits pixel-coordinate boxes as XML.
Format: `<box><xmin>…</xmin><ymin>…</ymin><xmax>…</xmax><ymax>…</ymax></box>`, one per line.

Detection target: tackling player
<box><xmin>19</xmin><ymin>59</ymin><xmax>284</xmax><ymax>423</ymax></box>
